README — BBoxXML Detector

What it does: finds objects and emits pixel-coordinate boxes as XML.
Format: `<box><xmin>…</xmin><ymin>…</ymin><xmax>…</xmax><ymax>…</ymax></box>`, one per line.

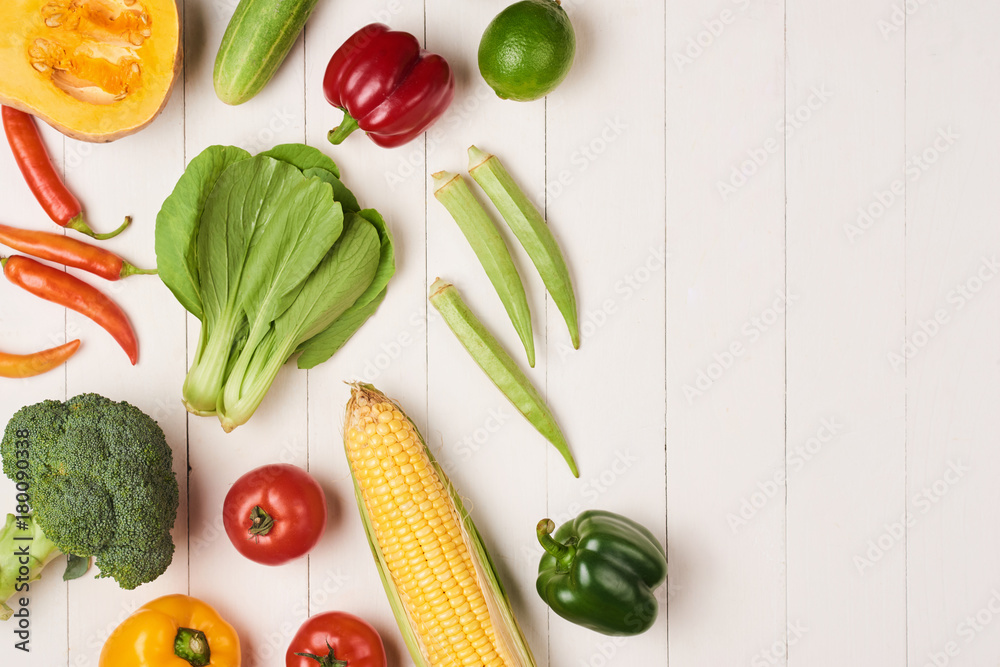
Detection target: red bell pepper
<box><xmin>323</xmin><ymin>24</ymin><xmax>454</xmax><ymax>148</ymax></box>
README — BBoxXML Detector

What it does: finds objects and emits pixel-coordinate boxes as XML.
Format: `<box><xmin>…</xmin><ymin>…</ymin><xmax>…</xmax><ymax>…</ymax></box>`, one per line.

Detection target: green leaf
<box><xmin>295</xmin><ymin>208</ymin><xmax>395</xmax><ymax>369</ymax></box>
<box><xmin>235</xmin><ymin>161</ymin><xmax>345</xmax><ymax>352</ymax></box>
<box><xmin>155</xmin><ymin>145</ymin><xmax>251</xmax><ymax>320</ymax></box>
<box><xmin>185</xmin><ymin>155</ymin><xmax>339</xmax><ymax>415</ymax></box>
<box><xmin>197</xmin><ymin>156</ymin><xmax>287</xmax><ymax>330</ymax></box>
<box><xmin>261</xmin><ymin>143</ymin><xmax>340</xmax><ymax>178</ymax></box>
<box><xmin>161</xmin><ymin>143</ymin><xmax>398</xmax><ymax>429</ymax></box>
<box><xmin>184</xmin><ymin>156</ymin><xmax>281</xmax><ymax>413</ymax></box>
<box><xmin>63</xmin><ymin>554</ymin><xmax>90</xmax><ymax>581</ymax></box>
<box><xmin>296</xmin><ymin>288</ymin><xmax>387</xmax><ymax>370</ymax></box>
<box><xmin>217</xmin><ymin>213</ymin><xmax>381</xmax><ymax>430</ymax></box>
<box><xmin>277</xmin><ymin>211</ymin><xmax>381</xmax><ymax>344</ymax></box>
<box><xmin>304</xmin><ymin>167</ymin><xmax>360</xmax><ymax>213</ymax></box>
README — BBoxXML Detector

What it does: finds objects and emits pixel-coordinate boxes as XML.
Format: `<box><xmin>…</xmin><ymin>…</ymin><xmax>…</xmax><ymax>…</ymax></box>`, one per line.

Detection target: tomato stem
<box><xmin>295</xmin><ymin>641</ymin><xmax>349</xmax><ymax>667</ymax></box>
<box><xmin>247</xmin><ymin>505</ymin><xmax>275</xmax><ymax>541</ymax></box>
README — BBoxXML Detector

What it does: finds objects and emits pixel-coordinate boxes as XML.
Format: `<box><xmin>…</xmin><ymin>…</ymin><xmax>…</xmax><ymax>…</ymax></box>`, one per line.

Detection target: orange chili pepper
<box><xmin>0</xmin><ymin>222</ymin><xmax>155</xmax><ymax>281</ymax></box>
<box><xmin>2</xmin><ymin>255</ymin><xmax>138</xmax><ymax>364</ymax></box>
<box><xmin>0</xmin><ymin>339</ymin><xmax>80</xmax><ymax>378</ymax></box>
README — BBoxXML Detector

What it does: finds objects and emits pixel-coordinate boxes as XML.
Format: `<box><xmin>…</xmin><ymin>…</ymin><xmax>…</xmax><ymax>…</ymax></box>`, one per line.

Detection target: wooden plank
<box><xmin>424</xmin><ymin>1</ymin><xmax>551</xmax><ymax>664</ymax></box>
<box><xmin>665</xmin><ymin>0</ymin><xmax>786</xmax><ymax>663</ymax></box>
<box><xmin>52</xmin><ymin>28</ymin><xmax>189</xmax><ymax>667</ymax></box>
<box><xmin>303</xmin><ymin>1</ymin><xmax>432</xmax><ymax>664</ymax></box>
<box><xmin>904</xmin><ymin>2</ymin><xmax>1000</xmax><ymax>665</ymax></box>
<box><xmin>784</xmin><ymin>1</ymin><xmax>907</xmax><ymax>665</ymax></box>
<box><xmin>0</xmin><ymin>112</ymin><xmax>69</xmax><ymax>667</ymax></box>
<box><xmin>539</xmin><ymin>0</ymin><xmax>668</xmax><ymax>664</ymax></box>
<box><xmin>181</xmin><ymin>3</ymin><xmax>310</xmax><ymax>666</ymax></box>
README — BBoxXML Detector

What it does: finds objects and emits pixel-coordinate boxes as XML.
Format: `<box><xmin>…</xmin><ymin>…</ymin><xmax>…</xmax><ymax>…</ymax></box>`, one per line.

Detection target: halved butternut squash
<box><xmin>0</xmin><ymin>0</ymin><xmax>180</xmax><ymax>142</ymax></box>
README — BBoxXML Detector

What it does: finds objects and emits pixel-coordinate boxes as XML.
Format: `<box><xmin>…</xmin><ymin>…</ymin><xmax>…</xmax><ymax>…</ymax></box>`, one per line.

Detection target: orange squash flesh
<box><xmin>0</xmin><ymin>0</ymin><xmax>181</xmax><ymax>142</ymax></box>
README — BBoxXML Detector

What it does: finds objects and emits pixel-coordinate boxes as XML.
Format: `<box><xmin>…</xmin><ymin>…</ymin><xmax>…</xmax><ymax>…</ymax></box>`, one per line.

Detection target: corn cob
<box><xmin>344</xmin><ymin>383</ymin><xmax>537</xmax><ymax>667</ymax></box>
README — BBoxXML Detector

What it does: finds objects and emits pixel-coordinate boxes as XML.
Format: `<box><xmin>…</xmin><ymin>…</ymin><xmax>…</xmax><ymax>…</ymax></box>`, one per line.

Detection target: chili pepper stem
<box><xmin>536</xmin><ymin>518</ymin><xmax>577</xmax><ymax>571</ymax></box>
<box><xmin>295</xmin><ymin>641</ymin><xmax>349</xmax><ymax>667</ymax></box>
<box><xmin>174</xmin><ymin>627</ymin><xmax>212</xmax><ymax>667</ymax></box>
<box><xmin>67</xmin><ymin>214</ymin><xmax>132</xmax><ymax>240</ymax></box>
<box><xmin>119</xmin><ymin>261</ymin><xmax>158</xmax><ymax>278</ymax></box>
<box><xmin>328</xmin><ymin>113</ymin><xmax>360</xmax><ymax>145</ymax></box>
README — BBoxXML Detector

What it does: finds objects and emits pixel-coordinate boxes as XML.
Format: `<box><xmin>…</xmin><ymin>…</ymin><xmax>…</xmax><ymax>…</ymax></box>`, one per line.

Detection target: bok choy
<box><xmin>155</xmin><ymin>144</ymin><xmax>395</xmax><ymax>431</ymax></box>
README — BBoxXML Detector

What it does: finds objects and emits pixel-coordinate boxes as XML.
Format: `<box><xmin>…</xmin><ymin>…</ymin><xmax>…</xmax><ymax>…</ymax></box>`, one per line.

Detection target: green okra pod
<box><xmin>432</xmin><ymin>171</ymin><xmax>536</xmax><ymax>367</ymax></box>
<box><xmin>429</xmin><ymin>278</ymin><xmax>579</xmax><ymax>477</ymax></box>
<box><xmin>468</xmin><ymin>146</ymin><xmax>580</xmax><ymax>349</ymax></box>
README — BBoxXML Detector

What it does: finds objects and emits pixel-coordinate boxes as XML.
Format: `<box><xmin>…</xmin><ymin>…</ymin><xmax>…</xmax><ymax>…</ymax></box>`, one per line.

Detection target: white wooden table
<box><xmin>2</xmin><ymin>0</ymin><xmax>999</xmax><ymax>665</ymax></box>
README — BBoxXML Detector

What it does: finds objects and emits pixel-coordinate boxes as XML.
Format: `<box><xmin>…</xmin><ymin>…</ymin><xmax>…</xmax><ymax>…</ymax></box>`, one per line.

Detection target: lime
<box><xmin>478</xmin><ymin>0</ymin><xmax>576</xmax><ymax>102</ymax></box>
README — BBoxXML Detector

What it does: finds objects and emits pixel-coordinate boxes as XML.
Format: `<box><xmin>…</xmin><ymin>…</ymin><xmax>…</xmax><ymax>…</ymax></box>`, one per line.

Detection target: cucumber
<box><xmin>213</xmin><ymin>0</ymin><xmax>320</xmax><ymax>105</ymax></box>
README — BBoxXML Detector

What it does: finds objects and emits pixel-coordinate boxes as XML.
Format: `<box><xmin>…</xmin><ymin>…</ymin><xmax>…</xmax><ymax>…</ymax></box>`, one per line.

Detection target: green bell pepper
<box><xmin>536</xmin><ymin>510</ymin><xmax>667</xmax><ymax>636</ymax></box>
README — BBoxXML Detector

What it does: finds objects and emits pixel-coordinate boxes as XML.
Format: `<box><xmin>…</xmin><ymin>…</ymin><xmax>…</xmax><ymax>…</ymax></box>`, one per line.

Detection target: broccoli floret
<box><xmin>0</xmin><ymin>393</ymin><xmax>179</xmax><ymax>615</ymax></box>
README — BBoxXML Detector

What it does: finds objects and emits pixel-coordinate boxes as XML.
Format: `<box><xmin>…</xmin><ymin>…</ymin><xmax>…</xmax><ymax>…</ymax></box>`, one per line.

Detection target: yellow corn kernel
<box><xmin>345</xmin><ymin>384</ymin><xmax>536</xmax><ymax>667</ymax></box>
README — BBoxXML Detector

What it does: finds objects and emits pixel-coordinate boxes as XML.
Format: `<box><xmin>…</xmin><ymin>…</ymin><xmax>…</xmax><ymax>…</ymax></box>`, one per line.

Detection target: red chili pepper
<box><xmin>323</xmin><ymin>23</ymin><xmax>454</xmax><ymax>148</ymax></box>
<box><xmin>0</xmin><ymin>222</ymin><xmax>156</xmax><ymax>281</ymax></box>
<box><xmin>2</xmin><ymin>255</ymin><xmax>138</xmax><ymax>365</ymax></box>
<box><xmin>0</xmin><ymin>339</ymin><xmax>80</xmax><ymax>378</ymax></box>
<box><xmin>1</xmin><ymin>106</ymin><xmax>130</xmax><ymax>240</ymax></box>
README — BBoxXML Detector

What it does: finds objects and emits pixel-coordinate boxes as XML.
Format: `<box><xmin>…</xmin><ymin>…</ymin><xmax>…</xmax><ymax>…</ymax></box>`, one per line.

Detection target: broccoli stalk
<box><xmin>0</xmin><ymin>514</ymin><xmax>59</xmax><ymax>620</ymax></box>
<box><xmin>0</xmin><ymin>394</ymin><xmax>180</xmax><ymax>618</ymax></box>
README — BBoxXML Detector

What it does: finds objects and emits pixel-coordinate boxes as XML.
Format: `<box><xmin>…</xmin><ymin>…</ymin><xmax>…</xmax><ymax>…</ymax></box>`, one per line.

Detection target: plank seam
<box><xmin>783</xmin><ymin>1</ymin><xmax>790</xmax><ymax>665</ymax></box>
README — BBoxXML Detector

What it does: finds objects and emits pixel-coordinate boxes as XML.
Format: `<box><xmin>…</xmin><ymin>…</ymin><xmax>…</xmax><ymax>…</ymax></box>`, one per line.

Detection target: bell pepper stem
<box><xmin>247</xmin><ymin>505</ymin><xmax>275</xmax><ymax>542</ymax></box>
<box><xmin>174</xmin><ymin>627</ymin><xmax>211</xmax><ymax>666</ymax></box>
<box><xmin>295</xmin><ymin>641</ymin><xmax>349</xmax><ymax>667</ymax></box>
<box><xmin>66</xmin><ymin>214</ymin><xmax>131</xmax><ymax>240</ymax></box>
<box><xmin>536</xmin><ymin>518</ymin><xmax>577</xmax><ymax>571</ymax></box>
<box><xmin>328</xmin><ymin>113</ymin><xmax>360</xmax><ymax>145</ymax></box>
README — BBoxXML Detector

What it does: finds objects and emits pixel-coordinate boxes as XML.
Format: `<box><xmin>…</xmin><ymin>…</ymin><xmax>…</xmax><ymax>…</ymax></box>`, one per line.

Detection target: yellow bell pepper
<box><xmin>99</xmin><ymin>594</ymin><xmax>241</xmax><ymax>667</ymax></box>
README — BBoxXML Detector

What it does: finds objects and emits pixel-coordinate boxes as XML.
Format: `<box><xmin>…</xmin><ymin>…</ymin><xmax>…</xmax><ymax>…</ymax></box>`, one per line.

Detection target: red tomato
<box><xmin>222</xmin><ymin>464</ymin><xmax>327</xmax><ymax>566</ymax></box>
<box><xmin>286</xmin><ymin>611</ymin><xmax>387</xmax><ymax>667</ymax></box>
